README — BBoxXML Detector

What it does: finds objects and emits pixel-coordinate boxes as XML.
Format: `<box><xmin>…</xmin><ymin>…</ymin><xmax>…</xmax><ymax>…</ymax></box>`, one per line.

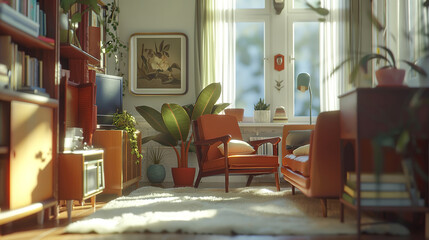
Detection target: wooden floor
<box><xmin>0</xmin><ymin>182</ymin><xmax>425</xmax><ymax>240</ymax></box>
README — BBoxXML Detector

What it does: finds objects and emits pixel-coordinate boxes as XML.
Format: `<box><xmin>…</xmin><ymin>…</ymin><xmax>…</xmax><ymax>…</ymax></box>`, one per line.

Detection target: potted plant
<box><xmin>135</xmin><ymin>82</ymin><xmax>229</xmax><ymax>187</ymax></box>
<box><xmin>358</xmin><ymin>46</ymin><xmax>427</xmax><ymax>86</ymax></box>
<box><xmin>146</xmin><ymin>147</ymin><xmax>166</xmax><ymax>184</ymax></box>
<box><xmin>60</xmin><ymin>0</ymin><xmax>101</xmax><ymax>46</ymax></box>
<box><xmin>253</xmin><ymin>98</ymin><xmax>270</xmax><ymax>123</ymax></box>
<box><xmin>112</xmin><ymin>110</ymin><xmax>143</xmax><ymax>164</ymax></box>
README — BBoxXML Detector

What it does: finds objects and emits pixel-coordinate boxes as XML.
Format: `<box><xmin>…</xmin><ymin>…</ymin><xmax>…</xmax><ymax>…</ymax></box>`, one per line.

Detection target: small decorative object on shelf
<box><xmin>224</xmin><ymin>108</ymin><xmax>244</xmax><ymax>122</ymax></box>
<box><xmin>273</xmin><ymin>106</ymin><xmax>287</xmax><ymax>123</ymax></box>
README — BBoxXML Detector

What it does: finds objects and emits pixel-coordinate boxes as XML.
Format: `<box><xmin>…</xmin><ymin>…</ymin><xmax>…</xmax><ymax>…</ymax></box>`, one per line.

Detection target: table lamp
<box><xmin>297</xmin><ymin>72</ymin><xmax>312</xmax><ymax>125</ymax></box>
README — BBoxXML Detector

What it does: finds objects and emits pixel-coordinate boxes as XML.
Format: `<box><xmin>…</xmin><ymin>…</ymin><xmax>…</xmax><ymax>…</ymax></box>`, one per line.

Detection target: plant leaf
<box><xmin>378</xmin><ymin>46</ymin><xmax>396</xmax><ymax>68</ymax></box>
<box><xmin>70</xmin><ymin>12</ymin><xmax>82</xmax><ymax>23</ymax></box>
<box><xmin>142</xmin><ymin>133</ymin><xmax>177</xmax><ymax>146</ymax></box>
<box><xmin>135</xmin><ymin>105</ymin><xmax>169</xmax><ymax>134</ymax></box>
<box><xmin>191</xmin><ymin>82</ymin><xmax>221</xmax><ymax>120</ymax></box>
<box><xmin>305</xmin><ymin>3</ymin><xmax>329</xmax><ymax>16</ymax></box>
<box><xmin>61</xmin><ymin>0</ymin><xmax>76</xmax><ymax>12</ymax></box>
<box><xmin>162</xmin><ymin>104</ymin><xmax>190</xmax><ymax>142</ymax></box>
<box><xmin>212</xmin><ymin>103</ymin><xmax>230</xmax><ymax>114</ymax></box>
<box><xmin>402</xmin><ymin>60</ymin><xmax>427</xmax><ymax>77</ymax></box>
<box><xmin>182</xmin><ymin>104</ymin><xmax>194</xmax><ymax>118</ymax></box>
<box><xmin>359</xmin><ymin>53</ymin><xmax>390</xmax><ymax>73</ymax></box>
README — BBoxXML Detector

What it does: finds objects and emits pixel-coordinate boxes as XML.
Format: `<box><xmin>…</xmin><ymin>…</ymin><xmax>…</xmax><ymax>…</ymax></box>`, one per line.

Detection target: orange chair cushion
<box><xmin>282</xmin><ymin>154</ymin><xmax>310</xmax><ymax>177</ymax></box>
<box><xmin>202</xmin><ymin>155</ymin><xmax>279</xmax><ymax>172</ymax></box>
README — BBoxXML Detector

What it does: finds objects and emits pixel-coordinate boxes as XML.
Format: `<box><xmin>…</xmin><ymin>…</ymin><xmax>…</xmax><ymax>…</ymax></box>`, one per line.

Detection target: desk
<box><xmin>339</xmin><ymin>88</ymin><xmax>429</xmax><ymax>237</ymax></box>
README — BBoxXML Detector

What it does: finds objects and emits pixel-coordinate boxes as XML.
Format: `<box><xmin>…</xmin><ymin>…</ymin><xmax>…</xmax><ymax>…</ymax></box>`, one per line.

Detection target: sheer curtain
<box><xmin>320</xmin><ymin>1</ymin><xmax>349</xmax><ymax>111</ymax></box>
<box><xmin>195</xmin><ymin>0</ymin><xmax>235</xmax><ymax>104</ymax></box>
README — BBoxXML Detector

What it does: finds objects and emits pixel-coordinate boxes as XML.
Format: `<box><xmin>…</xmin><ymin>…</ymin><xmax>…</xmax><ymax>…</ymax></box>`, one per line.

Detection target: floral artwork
<box><xmin>129</xmin><ymin>33</ymin><xmax>188</xmax><ymax>95</ymax></box>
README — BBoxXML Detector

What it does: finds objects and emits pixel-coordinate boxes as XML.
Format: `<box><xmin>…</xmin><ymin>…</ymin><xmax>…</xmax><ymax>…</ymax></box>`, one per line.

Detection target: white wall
<box><xmin>115</xmin><ymin>0</ymin><xmax>196</xmax><ymax>119</ymax></box>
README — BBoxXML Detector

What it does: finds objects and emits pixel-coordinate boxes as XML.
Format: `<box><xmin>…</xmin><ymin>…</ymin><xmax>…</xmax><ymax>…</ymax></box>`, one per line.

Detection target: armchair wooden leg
<box><xmin>320</xmin><ymin>198</ymin><xmax>327</xmax><ymax>217</ymax></box>
<box><xmin>291</xmin><ymin>185</ymin><xmax>295</xmax><ymax>195</ymax></box>
<box><xmin>246</xmin><ymin>175</ymin><xmax>254</xmax><ymax>187</ymax></box>
<box><xmin>275</xmin><ymin>172</ymin><xmax>280</xmax><ymax>191</ymax></box>
<box><xmin>194</xmin><ymin>172</ymin><xmax>203</xmax><ymax>188</ymax></box>
<box><xmin>225</xmin><ymin>171</ymin><xmax>229</xmax><ymax>193</ymax></box>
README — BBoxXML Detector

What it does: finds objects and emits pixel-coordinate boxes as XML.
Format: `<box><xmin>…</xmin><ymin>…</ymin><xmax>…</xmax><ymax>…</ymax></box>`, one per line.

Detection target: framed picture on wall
<box><xmin>129</xmin><ymin>32</ymin><xmax>188</xmax><ymax>95</ymax></box>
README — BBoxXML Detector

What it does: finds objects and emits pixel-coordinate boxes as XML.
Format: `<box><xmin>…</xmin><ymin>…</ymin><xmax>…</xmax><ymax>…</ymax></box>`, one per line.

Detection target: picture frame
<box><xmin>129</xmin><ymin>32</ymin><xmax>188</xmax><ymax>95</ymax></box>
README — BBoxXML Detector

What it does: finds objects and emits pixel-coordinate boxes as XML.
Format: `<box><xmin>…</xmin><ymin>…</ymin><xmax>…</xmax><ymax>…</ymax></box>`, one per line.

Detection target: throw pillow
<box><xmin>218</xmin><ymin>139</ymin><xmax>255</xmax><ymax>155</ymax></box>
<box><xmin>293</xmin><ymin>144</ymin><xmax>310</xmax><ymax>156</ymax></box>
<box><xmin>285</xmin><ymin>129</ymin><xmax>312</xmax><ymax>150</ymax></box>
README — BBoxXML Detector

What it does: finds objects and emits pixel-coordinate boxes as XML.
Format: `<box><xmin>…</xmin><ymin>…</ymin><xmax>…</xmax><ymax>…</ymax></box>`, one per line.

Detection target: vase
<box><xmin>375</xmin><ymin>68</ymin><xmax>405</xmax><ymax>87</ymax></box>
<box><xmin>171</xmin><ymin>167</ymin><xmax>195</xmax><ymax>187</ymax></box>
<box><xmin>224</xmin><ymin>108</ymin><xmax>244</xmax><ymax>122</ymax></box>
<box><xmin>59</xmin><ymin>11</ymin><xmax>73</xmax><ymax>43</ymax></box>
<box><xmin>147</xmin><ymin>164</ymin><xmax>166</xmax><ymax>183</ymax></box>
<box><xmin>253</xmin><ymin>110</ymin><xmax>270</xmax><ymax>123</ymax></box>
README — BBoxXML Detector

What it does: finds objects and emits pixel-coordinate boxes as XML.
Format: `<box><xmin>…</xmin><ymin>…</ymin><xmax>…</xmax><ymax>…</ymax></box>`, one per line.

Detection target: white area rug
<box><xmin>65</xmin><ymin>186</ymin><xmax>409</xmax><ymax>235</ymax></box>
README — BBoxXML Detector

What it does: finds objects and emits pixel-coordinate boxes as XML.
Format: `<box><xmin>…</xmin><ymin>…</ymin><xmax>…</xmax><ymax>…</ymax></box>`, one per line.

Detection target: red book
<box><xmin>37</xmin><ymin>36</ymin><xmax>54</xmax><ymax>45</ymax></box>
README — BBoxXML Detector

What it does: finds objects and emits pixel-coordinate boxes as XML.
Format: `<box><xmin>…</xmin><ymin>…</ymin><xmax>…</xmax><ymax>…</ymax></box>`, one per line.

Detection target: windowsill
<box><xmin>238</xmin><ymin>122</ymin><xmax>285</xmax><ymax>128</ymax></box>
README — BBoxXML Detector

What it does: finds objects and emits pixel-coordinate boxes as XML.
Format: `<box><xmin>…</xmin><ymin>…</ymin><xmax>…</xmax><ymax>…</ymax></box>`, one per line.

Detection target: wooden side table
<box><xmin>338</xmin><ymin>87</ymin><xmax>429</xmax><ymax>237</ymax></box>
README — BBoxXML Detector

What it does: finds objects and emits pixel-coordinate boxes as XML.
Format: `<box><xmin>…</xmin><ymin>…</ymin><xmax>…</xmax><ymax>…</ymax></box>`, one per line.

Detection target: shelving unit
<box><xmin>0</xmin><ymin>0</ymin><xmax>59</xmax><ymax>226</ymax></box>
<box><xmin>338</xmin><ymin>88</ymin><xmax>429</xmax><ymax>237</ymax></box>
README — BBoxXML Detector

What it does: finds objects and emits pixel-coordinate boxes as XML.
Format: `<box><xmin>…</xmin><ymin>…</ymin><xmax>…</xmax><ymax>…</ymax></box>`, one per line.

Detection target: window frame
<box><xmin>235</xmin><ymin>6</ymin><xmax>271</xmax><ymax>119</ymax></box>
<box><xmin>285</xmin><ymin>5</ymin><xmax>324</xmax><ymax>124</ymax></box>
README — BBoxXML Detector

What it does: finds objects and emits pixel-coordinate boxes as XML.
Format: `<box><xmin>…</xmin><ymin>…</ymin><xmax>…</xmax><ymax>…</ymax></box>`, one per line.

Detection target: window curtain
<box><xmin>195</xmin><ymin>0</ymin><xmax>236</xmax><ymax>104</ymax></box>
<box><xmin>320</xmin><ymin>1</ymin><xmax>349</xmax><ymax>111</ymax></box>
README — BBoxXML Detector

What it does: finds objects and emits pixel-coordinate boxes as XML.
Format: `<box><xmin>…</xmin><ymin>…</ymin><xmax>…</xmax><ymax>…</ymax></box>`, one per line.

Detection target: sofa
<box><xmin>281</xmin><ymin>110</ymin><xmax>341</xmax><ymax>217</ymax></box>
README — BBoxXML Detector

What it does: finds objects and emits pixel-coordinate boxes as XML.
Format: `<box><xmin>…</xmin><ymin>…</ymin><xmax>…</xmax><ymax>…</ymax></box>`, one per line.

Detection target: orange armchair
<box><xmin>192</xmin><ymin>114</ymin><xmax>281</xmax><ymax>192</ymax></box>
<box><xmin>281</xmin><ymin>110</ymin><xmax>341</xmax><ymax>217</ymax></box>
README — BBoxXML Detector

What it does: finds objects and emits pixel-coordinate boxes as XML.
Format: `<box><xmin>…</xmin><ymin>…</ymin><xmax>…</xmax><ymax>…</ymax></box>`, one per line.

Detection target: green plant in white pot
<box><xmin>253</xmin><ymin>98</ymin><xmax>270</xmax><ymax>123</ymax></box>
<box><xmin>146</xmin><ymin>147</ymin><xmax>166</xmax><ymax>184</ymax></box>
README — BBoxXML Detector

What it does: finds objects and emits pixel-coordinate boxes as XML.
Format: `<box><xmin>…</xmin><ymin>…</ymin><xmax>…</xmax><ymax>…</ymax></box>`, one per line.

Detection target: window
<box><xmin>286</xmin><ymin>1</ymin><xmax>324</xmax><ymax>122</ymax></box>
<box><xmin>235</xmin><ymin>0</ymin><xmax>270</xmax><ymax>117</ymax></box>
<box><xmin>233</xmin><ymin>0</ymin><xmax>327</xmax><ymax>122</ymax></box>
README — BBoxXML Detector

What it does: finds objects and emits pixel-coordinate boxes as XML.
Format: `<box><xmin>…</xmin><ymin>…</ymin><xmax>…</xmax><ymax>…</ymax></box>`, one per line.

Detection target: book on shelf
<box><xmin>341</xmin><ymin>192</ymin><xmax>424</xmax><ymax>207</ymax></box>
<box><xmin>343</xmin><ymin>184</ymin><xmax>410</xmax><ymax>198</ymax></box>
<box><xmin>0</xmin><ymin>3</ymin><xmax>39</xmax><ymax>37</ymax></box>
<box><xmin>346</xmin><ymin>180</ymin><xmax>408</xmax><ymax>192</ymax></box>
<box><xmin>346</xmin><ymin>172</ymin><xmax>408</xmax><ymax>183</ymax></box>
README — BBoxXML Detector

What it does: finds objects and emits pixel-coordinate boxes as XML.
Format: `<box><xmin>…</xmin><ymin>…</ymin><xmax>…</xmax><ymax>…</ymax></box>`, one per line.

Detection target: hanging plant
<box><xmin>103</xmin><ymin>0</ymin><xmax>127</xmax><ymax>67</ymax></box>
<box><xmin>113</xmin><ymin>110</ymin><xmax>143</xmax><ymax>164</ymax></box>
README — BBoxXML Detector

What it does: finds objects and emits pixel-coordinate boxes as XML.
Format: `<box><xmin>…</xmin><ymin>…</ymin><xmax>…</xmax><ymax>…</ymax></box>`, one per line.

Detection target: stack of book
<box><xmin>342</xmin><ymin>171</ymin><xmax>424</xmax><ymax>207</ymax></box>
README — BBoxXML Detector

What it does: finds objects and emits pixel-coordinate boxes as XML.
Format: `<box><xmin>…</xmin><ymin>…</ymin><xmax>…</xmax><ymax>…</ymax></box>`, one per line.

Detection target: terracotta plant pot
<box><xmin>375</xmin><ymin>68</ymin><xmax>406</xmax><ymax>87</ymax></box>
<box><xmin>171</xmin><ymin>167</ymin><xmax>195</xmax><ymax>187</ymax></box>
<box><xmin>224</xmin><ymin>108</ymin><xmax>244</xmax><ymax>122</ymax></box>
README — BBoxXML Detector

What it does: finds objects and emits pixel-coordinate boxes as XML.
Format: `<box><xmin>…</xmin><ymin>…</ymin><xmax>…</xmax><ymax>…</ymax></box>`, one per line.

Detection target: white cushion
<box><xmin>218</xmin><ymin>139</ymin><xmax>255</xmax><ymax>156</ymax></box>
<box><xmin>293</xmin><ymin>144</ymin><xmax>310</xmax><ymax>156</ymax></box>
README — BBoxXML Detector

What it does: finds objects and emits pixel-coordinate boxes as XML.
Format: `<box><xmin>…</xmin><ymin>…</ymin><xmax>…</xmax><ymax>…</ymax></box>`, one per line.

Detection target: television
<box><xmin>95</xmin><ymin>73</ymin><xmax>123</xmax><ymax>128</ymax></box>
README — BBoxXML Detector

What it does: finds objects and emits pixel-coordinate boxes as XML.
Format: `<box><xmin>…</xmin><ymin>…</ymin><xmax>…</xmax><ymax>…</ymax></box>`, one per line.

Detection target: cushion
<box><xmin>285</xmin><ymin>130</ymin><xmax>312</xmax><ymax>150</ymax></box>
<box><xmin>293</xmin><ymin>144</ymin><xmax>310</xmax><ymax>156</ymax></box>
<box><xmin>218</xmin><ymin>139</ymin><xmax>255</xmax><ymax>156</ymax></box>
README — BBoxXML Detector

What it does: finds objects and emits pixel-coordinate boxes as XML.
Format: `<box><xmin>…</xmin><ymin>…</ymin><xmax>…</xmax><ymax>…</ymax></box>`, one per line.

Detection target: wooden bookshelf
<box><xmin>339</xmin><ymin>88</ymin><xmax>429</xmax><ymax>237</ymax></box>
<box><xmin>0</xmin><ymin>0</ymin><xmax>59</xmax><ymax>226</ymax></box>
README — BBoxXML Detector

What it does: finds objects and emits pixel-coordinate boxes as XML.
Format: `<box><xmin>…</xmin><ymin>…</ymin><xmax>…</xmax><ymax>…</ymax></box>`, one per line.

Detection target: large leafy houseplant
<box><xmin>135</xmin><ymin>82</ymin><xmax>229</xmax><ymax>168</ymax></box>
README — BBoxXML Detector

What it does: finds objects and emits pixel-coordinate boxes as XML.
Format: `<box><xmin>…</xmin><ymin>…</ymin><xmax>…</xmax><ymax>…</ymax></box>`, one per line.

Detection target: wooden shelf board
<box><xmin>60</xmin><ymin>44</ymin><xmax>99</xmax><ymax>62</ymax></box>
<box><xmin>0</xmin><ymin>146</ymin><xmax>8</xmax><ymax>154</ymax></box>
<box><xmin>0</xmin><ymin>22</ymin><xmax>55</xmax><ymax>51</ymax></box>
<box><xmin>0</xmin><ymin>89</ymin><xmax>58</xmax><ymax>108</ymax></box>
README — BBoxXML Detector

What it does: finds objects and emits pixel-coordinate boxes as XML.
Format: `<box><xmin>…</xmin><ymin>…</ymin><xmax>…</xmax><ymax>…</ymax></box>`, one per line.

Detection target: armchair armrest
<box><xmin>249</xmin><ymin>137</ymin><xmax>281</xmax><ymax>156</ymax></box>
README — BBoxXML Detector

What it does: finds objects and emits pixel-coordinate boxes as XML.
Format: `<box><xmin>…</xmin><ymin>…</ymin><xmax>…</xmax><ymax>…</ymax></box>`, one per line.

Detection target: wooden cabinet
<box><xmin>0</xmin><ymin>0</ymin><xmax>59</xmax><ymax>226</ymax></box>
<box><xmin>58</xmin><ymin>149</ymin><xmax>104</xmax><ymax>220</ymax></box>
<box><xmin>339</xmin><ymin>88</ymin><xmax>429</xmax><ymax>237</ymax></box>
<box><xmin>92</xmin><ymin>130</ymin><xmax>142</xmax><ymax>196</ymax></box>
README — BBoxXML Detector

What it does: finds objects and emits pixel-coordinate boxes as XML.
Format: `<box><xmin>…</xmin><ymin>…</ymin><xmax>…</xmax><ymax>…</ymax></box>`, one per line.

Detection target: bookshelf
<box><xmin>339</xmin><ymin>88</ymin><xmax>429</xmax><ymax>237</ymax></box>
<box><xmin>0</xmin><ymin>0</ymin><xmax>59</xmax><ymax>226</ymax></box>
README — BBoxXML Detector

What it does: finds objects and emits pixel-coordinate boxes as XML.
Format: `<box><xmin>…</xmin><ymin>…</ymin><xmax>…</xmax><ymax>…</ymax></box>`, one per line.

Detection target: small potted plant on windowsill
<box><xmin>253</xmin><ymin>98</ymin><xmax>270</xmax><ymax>123</ymax></box>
